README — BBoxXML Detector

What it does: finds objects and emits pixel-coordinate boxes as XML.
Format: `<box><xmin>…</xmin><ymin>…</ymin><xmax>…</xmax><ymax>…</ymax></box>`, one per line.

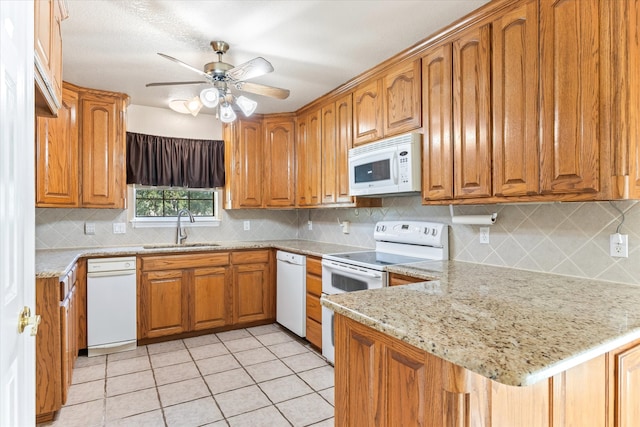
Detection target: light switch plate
<box><xmin>243</xmin><ymin>220</ymin><xmax>250</xmax><ymax>231</ymax></box>
<box><xmin>112</xmin><ymin>223</ymin><xmax>126</xmax><ymax>234</ymax></box>
<box><xmin>84</xmin><ymin>222</ymin><xmax>95</xmax><ymax>235</ymax></box>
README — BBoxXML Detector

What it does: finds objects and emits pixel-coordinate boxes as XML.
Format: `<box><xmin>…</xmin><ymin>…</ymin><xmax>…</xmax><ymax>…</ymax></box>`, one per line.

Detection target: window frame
<box><xmin>127</xmin><ymin>185</ymin><xmax>221</xmax><ymax>228</ymax></box>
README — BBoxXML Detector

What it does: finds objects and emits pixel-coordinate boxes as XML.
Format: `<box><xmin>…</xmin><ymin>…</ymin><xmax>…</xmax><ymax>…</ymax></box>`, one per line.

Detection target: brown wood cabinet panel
<box><xmin>36</xmin><ymin>87</ymin><xmax>79</xmax><ymax>207</ymax></box>
<box><xmin>34</xmin><ymin>0</ymin><xmax>66</xmax><ymax>116</ymax></box>
<box><xmin>421</xmin><ymin>44</ymin><xmax>454</xmax><ymax>202</ymax></box>
<box><xmin>492</xmin><ymin>0</ymin><xmax>539</xmax><ymax>197</ymax></box>
<box><xmin>614</xmin><ymin>343</ymin><xmax>640</xmax><ymax>427</ymax></box>
<box><xmin>306</xmin><ymin>256</ymin><xmax>322</xmax><ymax>277</ymax></box>
<box><xmin>233</xmin><ymin>262</ymin><xmax>273</xmax><ymax>324</ymax></box>
<box><xmin>236</xmin><ymin>118</ymin><xmax>264</xmax><ymax>207</ymax></box>
<box><xmin>353</xmin><ymin>79</ymin><xmax>384</xmax><ymax>146</ymax></box>
<box><xmin>305</xmin><ymin>293</ymin><xmax>322</xmax><ymax>323</ymax></box>
<box><xmin>296</xmin><ymin>109</ymin><xmax>322</xmax><ymax>206</ymax></box>
<box><xmin>191</xmin><ymin>267</ymin><xmax>231</xmax><ymax>331</ymax></box>
<box><xmin>453</xmin><ymin>24</ymin><xmax>492</xmax><ymax>199</ymax></box>
<box><xmin>80</xmin><ymin>92</ymin><xmax>125</xmax><ymax>208</ymax></box>
<box><xmin>231</xmin><ymin>250</ymin><xmax>270</xmax><ymax>264</ymax></box>
<box><xmin>141</xmin><ymin>252</ymin><xmax>229</xmax><ymax>271</ymax></box>
<box><xmin>139</xmin><ymin>270</ymin><xmax>189</xmax><ymax>339</ymax></box>
<box><xmin>335</xmin><ymin>94</ymin><xmax>354</xmax><ymax>203</ymax></box>
<box><xmin>306</xmin><ymin>271</ymin><xmax>322</xmax><ymax>297</ymax></box>
<box><xmin>540</xmin><ymin>0</ymin><xmax>600</xmax><ymax>195</ymax></box>
<box><xmin>383</xmin><ymin>59</ymin><xmax>422</xmax><ymax>136</ymax></box>
<box><xmin>306</xmin><ymin>318</ymin><xmax>322</xmax><ymax>349</ymax></box>
<box><xmin>388</xmin><ymin>272</ymin><xmax>425</xmax><ymax>286</ymax></box>
<box><xmin>264</xmin><ymin>117</ymin><xmax>296</xmax><ymax>207</ymax></box>
<box><xmin>75</xmin><ymin>260</ymin><xmax>87</xmax><ymax>350</ymax></box>
<box><xmin>321</xmin><ymin>102</ymin><xmax>337</xmax><ymax>204</ymax></box>
<box><xmin>295</xmin><ymin>116</ymin><xmax>309</xmax><ymax>206</ymax></box>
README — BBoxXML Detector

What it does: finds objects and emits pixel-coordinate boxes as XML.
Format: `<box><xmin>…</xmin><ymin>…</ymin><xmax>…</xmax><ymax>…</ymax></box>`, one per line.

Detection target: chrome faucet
<box><xmin>176</xmin><ymin>208</ymin><xmax>195</xmax><ymax>244</ymax></box>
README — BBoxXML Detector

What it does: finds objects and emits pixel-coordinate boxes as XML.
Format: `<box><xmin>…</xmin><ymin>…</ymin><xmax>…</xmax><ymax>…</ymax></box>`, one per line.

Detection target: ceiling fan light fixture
<box><xmin>200</xmin><ymin>87</ymin><xmax>220</xmax><ymax>108</ymax></box>
<box><xmin>168</xmin><ymin>99</ymin><xmax>191</xmax><ymax>114</ymax></box>
<box><xmin>236</xmin><ymin>95</ymin><xmax>258</xmax><ymax>117</ymax></box>
<box><xmin>184</xmin><ymin>96</ymin><xmax>203</xmax><ymax>116</ymax></box>
<box><xmin>219</xmin><ymin>103</ymin><xmax>237</xmax><ymax>123</ymax></box>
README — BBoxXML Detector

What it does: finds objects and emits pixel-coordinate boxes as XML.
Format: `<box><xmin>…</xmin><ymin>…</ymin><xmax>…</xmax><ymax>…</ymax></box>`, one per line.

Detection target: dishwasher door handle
<box><xmin>87</xmin><ymin>270</ymin><xmax>136</xmax><ymax>278</ymax></box>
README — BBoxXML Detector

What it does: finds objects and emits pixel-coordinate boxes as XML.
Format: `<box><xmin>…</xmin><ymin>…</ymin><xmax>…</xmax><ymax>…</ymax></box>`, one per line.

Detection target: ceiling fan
<box><xmin>146</xmin><ymin>41</ymin><xmax>290</xmax><ymax>122</ymax></box>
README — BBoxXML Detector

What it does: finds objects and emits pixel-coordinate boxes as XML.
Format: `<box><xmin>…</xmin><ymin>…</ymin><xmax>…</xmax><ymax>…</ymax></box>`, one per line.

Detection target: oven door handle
<box><xmin>324</xmin><ymin>262</ymin><xmax>382</xmax><ymax>279</ymax></box>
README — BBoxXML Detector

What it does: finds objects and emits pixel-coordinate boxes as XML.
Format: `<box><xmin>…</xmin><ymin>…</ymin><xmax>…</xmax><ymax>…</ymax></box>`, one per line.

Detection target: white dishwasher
<box><xmin>87</xmin><ymin>257</ymin><xmax>137</xmax><ymax>356</ymax></box>
<box><xmin>276</xmin><ymin>251</ymin><xmax>306</xmax><ymax>337</ymax></box>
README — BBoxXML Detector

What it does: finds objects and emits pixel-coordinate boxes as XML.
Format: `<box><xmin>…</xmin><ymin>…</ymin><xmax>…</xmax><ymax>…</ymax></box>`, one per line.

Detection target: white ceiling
<box><xmin>62</xmin><ymin>0</ymin><xmax>489</xmax><ymax>115</ymax></box>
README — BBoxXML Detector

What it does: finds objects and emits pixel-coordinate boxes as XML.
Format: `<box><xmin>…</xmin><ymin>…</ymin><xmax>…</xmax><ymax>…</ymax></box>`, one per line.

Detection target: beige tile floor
<box><xmin>38</xmin><ymin>324</ymin><xmax>335</xmax><ymax>427</ymax></box>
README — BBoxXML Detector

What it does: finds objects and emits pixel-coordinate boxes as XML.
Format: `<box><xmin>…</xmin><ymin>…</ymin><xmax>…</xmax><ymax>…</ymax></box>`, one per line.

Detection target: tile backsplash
<box><xmin>37</xmin><ymin>197</ymin><xmax>640</xmax><ymax>286</ymax></box>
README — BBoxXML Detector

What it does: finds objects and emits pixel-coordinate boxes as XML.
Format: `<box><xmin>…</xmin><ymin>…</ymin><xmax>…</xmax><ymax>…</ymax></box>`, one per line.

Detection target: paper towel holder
<box><xmin>449</xmin><ymin>205</ymin><xmax>498</xmax><ymax>225</ymax></box>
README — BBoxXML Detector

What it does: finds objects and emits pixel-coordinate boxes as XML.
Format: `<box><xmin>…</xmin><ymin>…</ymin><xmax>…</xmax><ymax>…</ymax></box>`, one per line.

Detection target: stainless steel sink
<box><xmin>142</xmin><ymin>242</ymin><xmax>220</xmax><ymax>249</ymax></box>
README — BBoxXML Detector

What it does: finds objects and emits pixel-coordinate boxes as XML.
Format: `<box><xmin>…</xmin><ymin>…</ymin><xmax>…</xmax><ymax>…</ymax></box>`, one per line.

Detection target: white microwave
<box><xmin>348</xmin><ymin>132</ymin><xmax>421</xmax><ymax>196</ymax></box>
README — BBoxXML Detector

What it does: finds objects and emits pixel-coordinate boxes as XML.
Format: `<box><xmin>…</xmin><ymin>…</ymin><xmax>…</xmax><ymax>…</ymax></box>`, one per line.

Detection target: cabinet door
<box><xmin>422</xmin><ymin>44</ymin><xmax>454</xmax><ymax>201</ymax></box>
<box><xmin>540</xmin><ymin>0</ymin><xmax>600</xmax><ymax>195</ymax></box>
<box><xmin>321</xmin><ymin>102</ymin><xmax>337</xmax><ymax>204</ymax></box>
<box><xmin>235</xmin><ymin>118</ymin><xmax>264</xmax><ymax>208</ymax></box>
<box><xmin>353</xmin><ymin>79</ymin><xmax>384</xmax><ymax>146</ymax></box>
<box><xmin>264</xmin><ymin>118</ymin><xmax>296</xmax><ymax>207</ymax></box>
<box><xmin>453</xmin><ymin>24</ymin><xmax>492</xmax><ymax>199</ymax></box>
<box><xmin>81</xmin><ymin>93</ymin><xmax>125</xmax><ymax>208</ymax></box>
<box><xmin>59</xmin><ymin>294</ymin><xmax>71</xmax><ymax>405</ymax></box>
<box><xmin>233</xmin><ymin>262</ymin><xmax>272</xmax><ymax>324</ymax></box>
<box><xmin>191</xmin><ymin>267</ymin><xmax>231</xmax><ymax>331</ymax></box>
<box><xmin>615</xmin><ymin>343</ymin><xmax>640</xmax><ymax>427</ymax></box>
<box><xmin>335</xmin><ymin>94</ymin><xmax>354</xmax><ymax>203</ymax></box>
<box><xmin>139</xmin><ymin>270</ymin><xmax>189</xmax><ymax>339</ymax></box>
<box><xmin>492</xmin><ymin>0</ymin><xmax>539</xmax><ymax>197</ymax></box>
<box><xmin>296</xmin><ymin>110</ymin><xmax>322</xmax><ymax>206</ymax></box>
<box><xmin>36</xmin><ymin>87</ymin><xmax>79</xmax><ymax>207</ymax></box>
<box><xmin>383</xmin><ymin>59</ymin><xmax>421</xmax><ymax>136</ymax></box>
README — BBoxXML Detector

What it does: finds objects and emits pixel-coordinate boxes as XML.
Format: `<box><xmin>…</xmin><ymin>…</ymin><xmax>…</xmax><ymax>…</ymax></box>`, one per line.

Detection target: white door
<box><xmin>1</xmin><ymin>1</ymin><xmax>36</xmax><ymax>425</ymax></box>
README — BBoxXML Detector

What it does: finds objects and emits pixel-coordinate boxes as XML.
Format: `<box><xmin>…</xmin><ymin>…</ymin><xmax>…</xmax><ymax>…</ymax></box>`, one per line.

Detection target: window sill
<box><xmin>130</xmin><ymin>218</ymin><xmax>221</xmax><ymax>229</ymax></box>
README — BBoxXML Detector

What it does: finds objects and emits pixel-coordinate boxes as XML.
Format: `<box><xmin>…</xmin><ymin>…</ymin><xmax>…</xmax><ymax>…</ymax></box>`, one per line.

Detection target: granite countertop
<box><xmin>322</xmin><ymin>260</ymin><xmax>640</xmax><ymax>387</ymax></box>
<box><xmin>35</xmin><ymin>239</ymin><xmax>368</xmax><ymax>279</ymax></box>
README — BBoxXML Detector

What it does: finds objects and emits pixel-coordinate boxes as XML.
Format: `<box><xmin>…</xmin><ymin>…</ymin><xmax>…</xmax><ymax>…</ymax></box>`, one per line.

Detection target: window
<box><xmin>128</xmin><ymin>185</ymin><xmax>220</xmax><ymax>227</ymax></box>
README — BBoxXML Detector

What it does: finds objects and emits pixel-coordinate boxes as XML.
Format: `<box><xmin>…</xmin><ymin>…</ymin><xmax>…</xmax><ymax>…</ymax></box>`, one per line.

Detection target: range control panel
<box><xmin>374</xmin><ymin>221</ymin><xmax>447</xmax><ymax>247</ymax></box>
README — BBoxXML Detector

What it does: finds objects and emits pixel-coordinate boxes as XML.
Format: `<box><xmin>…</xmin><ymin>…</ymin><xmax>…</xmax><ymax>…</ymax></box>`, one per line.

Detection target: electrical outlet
<box><xmin>112</xmin><ymin>223</ymin><xmax>126</xmax><ymax>234</ymax></box>
<box><xmin>243</xmin><ymin>220</ymin><xmax>250</xmax><ymax>231</ymax></box>
<box><xmin>479</xmin><ymin>227</ymin><xmax>490</xmax><ymax>244</ymax></box>
<box><xmin>84</xmin><ymin>222</ymin><xmax>95</xmax><ymax>235</ymax></box>
<box><xmin>308</xmin><ymin>220</ymin><xmax>313</xmax><ymax>230</ymax></box>
<box><xmin>610</xmin><ymin>233</ymin><xmax>629</xmax><ymax>258</ymax></box>
<box><xmin>341</xmin><ymin>220</ymin><xmax>350</xmax><ymax>234</ymax></box>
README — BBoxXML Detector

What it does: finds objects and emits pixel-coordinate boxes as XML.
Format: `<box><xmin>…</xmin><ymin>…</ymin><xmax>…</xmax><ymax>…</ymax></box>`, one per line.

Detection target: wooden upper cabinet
<box><xmin>263</xmin><ymin>116</ymin><xmax>296</xmax><ymax>207</ymax></box>
<box><xmin>539</xmin><ymin>0</ymin><xmax>600</xmax><ymax>195</ymax></box>
<box><xmin>383</xmin><ymin>59</ymin><xmax>421</xmax><ymax>137</ymax></box>
<box><xmin>335</xmin><ymin>94</ymin><xmax>354</xmax><ymax>203</ymax></box>
<box><xmin>34</xmin><ymin>0</ymin><xmax>67</xmax><ymax>116</ymax></box>
<box><xmin>492</xmin><ymin>0</ymin><xmax>539</xmax><ymax>197</ymax></box>
<box><xmin>353</xmin><ymin>79</ymin><xmax>384</xmax><ymax>146</ymax></box>
<box><xmin>80</xmin><ymin>92</ymin><xmax>126</xmax><ymax>208</ymax></box>
<box><xmin>296</xmin><ymin>109</ymin><xmax>322</xmax><ymax>206</ymax></box>
<box><xmin>452</xmin><ymin>24</ymin><xmax>492</xmax><ymax>199</ymax></box>
<box><xmin>36</xmin><ymin>87</ymin><xmax>79</xmax><ymax>207</ymax></box>
<box><xmin>236</xmin><ymin>118</ymin><xmax>264</xmax><ymax>208</ymax></box>
<box><xmin>422</xmin><ymin>44</ymin><xmax>454</xmax><ymax>202</ymax></box>
<box><xmin>321</xmin><ymin>102</ymin><xmax>337</xmax><ymax>204</ymax></box>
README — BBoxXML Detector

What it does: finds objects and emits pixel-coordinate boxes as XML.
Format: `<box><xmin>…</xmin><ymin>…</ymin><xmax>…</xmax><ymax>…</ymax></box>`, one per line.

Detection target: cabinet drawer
<box><xmin>389</xmin><ymin>273</ymin><xmax>427</xmax><ymax>286</ymax></box>
<box><xmin>306</xmin><ymin>293</ymin><xmax>322</xmax><ymax>322</ymax></box>
<box><xmin>141</xmin><ymin>252</ymin><xmax>229</xmax><ymax>271</ymax></box>
<box><xmin>231</xmin><ymin>250</ymin><xmax>270</xmax><ymax>264</ymax></box>
<box><xmin>306</xmin><ymin>318</ymin><xmax>322</xmax><ymax>349</ymax></box>
<box><xmin>306</xmin><ymin>273</ymin><xmax>322</xmax><ymax>297</ymax></box>
<box><xmin>307</xmin><ymin>256</ymin><xmax>322</xmax><ymax>276</ymax></box>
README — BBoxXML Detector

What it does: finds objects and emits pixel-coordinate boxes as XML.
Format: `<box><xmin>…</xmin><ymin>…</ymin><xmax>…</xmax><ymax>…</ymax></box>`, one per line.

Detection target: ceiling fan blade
<box><xmin>157</xmin><ymin>53</ymin><xmax>210</xmax><ymax>79</ymax></box>
<box><xmin>235</xmin><ymin>81</ymin><xmax>290</xmax><ymax>99</ymax></box>
<box><xmin>226</xmin><ymin>57</ymin><xmax>274</xmax><ymax>81</ymax></box>
<box><xmin>145</xmin><ymin>81</ymin><xmax>208</xmax><ymax>87</ymax></box>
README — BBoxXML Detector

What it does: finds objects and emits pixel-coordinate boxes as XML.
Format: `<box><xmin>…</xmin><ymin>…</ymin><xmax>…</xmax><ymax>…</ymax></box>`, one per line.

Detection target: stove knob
<box><xmin>423</xmin><ymin>227</ymin><xmax>430</xmax><ymax>235</ymax></box>
<box><xmin>381</xmin><ymin>225</ymin><xmax>386</xmax><ymax>231</ymax></box>
<box><xmin>432</xmin><ymin>228</ymin><xmax>438</xmax><ymax>236</ymax></box>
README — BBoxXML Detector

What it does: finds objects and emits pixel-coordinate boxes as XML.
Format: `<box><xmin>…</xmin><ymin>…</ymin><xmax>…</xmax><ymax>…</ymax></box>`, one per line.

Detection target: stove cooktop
<box><xmin>323</xmin><ymin>251</ymin><xmax>428</xmax><ymax>271</ymax></box>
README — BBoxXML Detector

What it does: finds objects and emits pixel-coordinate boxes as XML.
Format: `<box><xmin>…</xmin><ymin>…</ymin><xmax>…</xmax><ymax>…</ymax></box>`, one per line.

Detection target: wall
<box><xmin>127</xmin><ymin>104</ymin><xmax>223</xmax><ymax>140</ymax></box>
<box><xmin>298</xmin><ymin>197</ymin><xmax>640</xmax><ymax>286</ymax></box>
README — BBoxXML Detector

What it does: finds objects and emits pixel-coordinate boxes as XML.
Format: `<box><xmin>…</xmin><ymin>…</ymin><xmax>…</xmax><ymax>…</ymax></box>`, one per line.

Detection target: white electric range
<box><xmin>321</xmin><ymin>220</ymin><xmax>449</xmax><ymax>363</ymax></box>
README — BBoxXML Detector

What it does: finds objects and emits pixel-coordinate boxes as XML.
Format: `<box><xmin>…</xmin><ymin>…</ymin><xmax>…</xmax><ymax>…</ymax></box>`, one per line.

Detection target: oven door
<box><xmin>321</xmin><ymin>259</ymin><xmax>386</xmax><ymax>294</ymax></box>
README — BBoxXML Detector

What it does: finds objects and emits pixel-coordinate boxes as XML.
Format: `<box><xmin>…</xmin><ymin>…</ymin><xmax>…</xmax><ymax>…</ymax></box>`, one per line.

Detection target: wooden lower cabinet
<box><xmin>138</xmin><ymin>250</ymin><xmax>273</xmax><ymax>341</ymax></box>
<box><xmin>36</xmin><ymin>263</ymin><xmax>82</xmax><ymax>423</ymax></box>
<box><xmin>305</xmin><ymin>256</ymin><xmax>323</xmax><ymax>349</ymax></box>
<box><xmin>335</xmin><ymin>314</ymin><xmax>640</xmax><ymax>427</ymax></box>
<box><xmin>231</xmin><ymin>250</ymin><xmax>274</xmax><ymax>325</ymax></box>
<box><xmin>388</xmin><ymin>272</ymin><xmax>426</xmax><ymax>286</ymax></box>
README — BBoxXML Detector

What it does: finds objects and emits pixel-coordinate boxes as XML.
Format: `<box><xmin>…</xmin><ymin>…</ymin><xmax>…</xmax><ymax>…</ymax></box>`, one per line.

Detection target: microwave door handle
<box><xmin>326</xmin><ymin>263</ymin><xmax>382</xmax><ymax>279</ymax></box>
<box><xmin>392</xmin><ymin>151</ymin><xmax>399</xmax><ymax>184</ymax></box>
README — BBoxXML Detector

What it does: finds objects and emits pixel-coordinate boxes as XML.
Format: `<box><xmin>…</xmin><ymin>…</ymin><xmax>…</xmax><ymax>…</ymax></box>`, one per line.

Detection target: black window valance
<box><xmin>126</xmin><ymin>132</ymin><xmax>225</xmax><ymax>188</ymax></box>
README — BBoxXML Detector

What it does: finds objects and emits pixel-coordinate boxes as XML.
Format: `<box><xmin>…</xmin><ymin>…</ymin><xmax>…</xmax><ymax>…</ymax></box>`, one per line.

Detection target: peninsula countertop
<box><xmin>322</xmin><ymin>260</ymin><xmax>640</xmax><ymax>387</ymax></box>
<box><xmin>35</xmin><ymin>240</ymin><xmax>368</xmax><ymax>279</ymax></box>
